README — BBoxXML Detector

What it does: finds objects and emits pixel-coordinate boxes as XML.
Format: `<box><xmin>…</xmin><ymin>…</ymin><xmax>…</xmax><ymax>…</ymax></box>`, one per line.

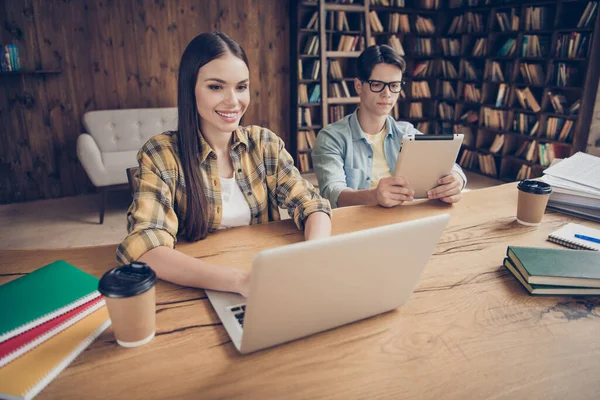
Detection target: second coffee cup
<box><xmin>98</xmin><ymin>262</ymin><xmax>158</xmax><ymax>348</ymax></box>
<box><xmin>516</xmin><ymin>180</ymin><xmax>552</xmax><ymax>226</ymax></box>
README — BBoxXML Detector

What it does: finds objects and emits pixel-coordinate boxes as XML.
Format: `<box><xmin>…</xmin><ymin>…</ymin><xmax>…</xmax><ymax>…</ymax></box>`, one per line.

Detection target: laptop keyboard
<box><xmin>228</xmin><ymin>304</ymin><xmax>246</xmax><ymax>329</ymax></box>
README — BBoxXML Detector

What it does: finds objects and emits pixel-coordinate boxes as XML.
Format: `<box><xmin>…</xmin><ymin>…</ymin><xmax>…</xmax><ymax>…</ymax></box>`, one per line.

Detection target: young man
<box><xmin>311</xmin><ymin>45</ymin><xmax>467</xmax><ymax>208</ymax></box>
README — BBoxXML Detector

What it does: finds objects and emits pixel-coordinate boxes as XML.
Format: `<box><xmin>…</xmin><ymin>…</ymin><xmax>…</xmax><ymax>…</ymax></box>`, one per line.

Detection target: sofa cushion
<box><xmin>83</xmin><ymin>108</ymin><xmax>178</xmax><ymax>153</ymax></box>
<box><xmin>102</xmin><ymin>150</ymin><xmax>140</xmax><ymax>186</ymax></box>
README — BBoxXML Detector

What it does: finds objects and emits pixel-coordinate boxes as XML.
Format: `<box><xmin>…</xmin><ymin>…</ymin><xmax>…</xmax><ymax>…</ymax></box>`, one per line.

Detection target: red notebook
<box><xmin>0</xmin><ymin>296</ymin><xmax>105</xmax><ymax>367</ymax></box>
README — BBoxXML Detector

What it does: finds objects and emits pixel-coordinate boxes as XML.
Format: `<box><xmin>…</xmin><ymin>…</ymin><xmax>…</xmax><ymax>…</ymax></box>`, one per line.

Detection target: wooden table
<box><xmin>2</xmin><ymin>183</ymin><xmax>600</xmax><ymax>400</ymax></box>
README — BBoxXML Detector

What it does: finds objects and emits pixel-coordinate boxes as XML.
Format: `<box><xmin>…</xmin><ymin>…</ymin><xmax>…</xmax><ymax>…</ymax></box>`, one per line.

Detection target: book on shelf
<box><xmin>439</xmin><ymin>61</ymin><xmax>458</xmax><ymax>78</ymax></box>
<box><xmin>453</xmin><ymin>125</ymin><xmax>475</xmax><ymax>147</ymax></box>
<box><xmin>548</xmin><ymin>223</ymin><xmax>600</xmax><ymax>251</ymax></box>
<box><xmin>488</xmin><ymin>61</ymin><xmax>505</xmax><ymax>82</ymax></box>
<box><xmin>477</xmin><ymin>153</ymin><xmax>497</xmax><ymax>176</ymax></box>
<box><xmin>520</xmin><ymin>63</ymin><xmax>544</xmax><ymax>86</ymax></box>
<box><xmin>411</xmin><ymin>81</ymin><xmax>431</xmax><ymax>98</ymax></box>
<box><xmin>483</xmin><ymin>107</ymin><xmax>507</xmax><ymax>130</ymax></box>
<box><xmin>464</xmin><ymin>11</ymin><xmax>485</xmax><ymax>33</ymax></box>
<box><xmin>309</xmin><ymin>84</ymin><xmax>321</xmax><ymax>103</ymax></box>
<box><xmin>328</xmin><ymin>60</ymin><xmax>342</xmax><ymax>79</ymax></box>
<box><xmin>471</xmin><ymin>38</ymin><xmax>487</xmax><ymax>56</ymax></box>
<box><xmin>514</xmin><ymin>87</ymin><xmax>541</xmax><ymax>112</ymax></box>
<box><xmin>522</xmin><ymin>35</ymin><xmax>548</xmax><ymax>57</ymax></box>
<box><xmin>567</xmin><ymin>99</ymin><xmax>580</xmax><ymax>115</ymax></box>
<box><xmin>545</xmin><ymin>117</ymin><xmax>573</xmax><ymax>142</ymax></box>
<box><xmin>409</xmin><ymin>102</ymin><xmax>424</xmax><ymax>118</ymax></box>
<box><xmin>495</xmin><ymin>83</ymin><xmax>511</xmax><ymax>107</ymax></box>
<box><xmin>506</xmin><ymin>246</ymin><xmax>600</xmax><ymax>288</ymax></box>
<box><xmin>556</xmin><ymin>32</ymin><xmax>589</xmax><ymax>59</ymax></box>
<box><xmin>304</xmin><ymin>11</ymin><xmax>319</xmax><ymax>30</ymax></box>
<box><xmin>523</xmin><ymin>6</ymin><xmax>549</xmax><ymax>31</ymax></box>
<box><xmin>415</xmin><ymin>38</ymin><xmax>433</xmax><ymax>55</ymax></box>
<box><xmin>460</xmin><ymin>109</ymin><xmax>479</xmax><ymax>124</ymax></box>
<box><xmin>463</xmin><ymin>83</ymin><xmax>481</xmax><ymax>102</ymax></box>
<box><xmin>438</xmin><ymin>102</ymin><xmax>454</xmax><ymax>120</ymax></box>
<box><xmin>497</xmin><ymin>38</ymin><xmax>516</xmax><ymax>56</ymax></box>
<box><xmin>1</xmin><ymin>44</ymin><xmax>20</xmax><ymax>72</ymax></box>
<box><xmin>495</xmin><ymin>9</ymin><xmax>519</xmax><ymax>32</ymax></box>
<box><xmin>461</xmin><ymin>60</ymin><xmax>479</xmax><ymax>80</ymax></box>
<box><xmin>547</xmin><ymin>91</ymin><xmax>568</xmax><ymax>114</ymax></box>
<box><xmin>303</xmin><ymin>35</ymin><xmax>319</xmax><ymax>55</ymax></box>
<box><xmin>298</xmin><ymin>84</ymin><xmax>309</xmax><ymax>104</ymax></box>
<box><xmin>387</xmin><ymin>13</ymin><xmax>410</xmax><ymax>33</ymax></box>
<box><xmin>298</xmin><ymin>153</ymin><xmax>312</xmax><ymax>173</ymax></box>
<box><xmin>515</xmin><ymin>164</ymin><xmax>533</xmax><ymax>180</ymax></box>
<box><xmin>512</xmin><ymin>113</ymin><xmax>537</xmax><ymax>135</ymax></box>
<box><xmin>441</xmin><ymin>38</ymin><xmax>460</xmax><ymax>56</ymax></box>
<box><xmin>442</xmin><ymin>81</ymin><xmax>457</xmax><ymax>100</ymax></box>
<box><xmin>538</xmin><ymin>142</ymin><xmax>557</xmax><ymax>167</ymax></box>
<box><xmin>413</xmin><ymin>61</ymin><xmax>434</xmax><ymax>78</ymax></box>
<box><xmin>489</xmin><ymin>134</ymin><xmax>505</xmax><ymax>154</ymax></box>
<box><xmin>577</xmin><ymin>1</ymin><xmax>598</xmax><ymax>28</ymax></box>
<box><xmin>299</xmin><ymin>107</ymin><xmax>314</xmax><ymax>127</ymax></box>
<box><xmin>387</xmin><ymin>35</ymin><xmax>405</xmax><ymax>55</ymax></box>
<box><xmin>415</xmin><ymin>15</ymin><xmax>435</xmax><ymax>34</ymax></box>
<box><xmin>335</xmin><ymin>35</ymin><xmax>362</xmax><ymax>52</ymax></box>
<box><xmin>369</xmin><ymin>11</ymin><xmax>385</xmax><ymax>33</ymax></box>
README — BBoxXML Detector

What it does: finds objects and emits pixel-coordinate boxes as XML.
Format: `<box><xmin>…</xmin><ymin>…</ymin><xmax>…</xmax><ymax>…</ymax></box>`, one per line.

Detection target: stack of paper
<box><xmin>541</xmin><ymin>152</ymin><xmax>600</xmax><ymax>222</ymax></box>
<box><xmin>0</xmin><ymin>260</ymin><xmax>110</xmax><ymax>400</ymax></box>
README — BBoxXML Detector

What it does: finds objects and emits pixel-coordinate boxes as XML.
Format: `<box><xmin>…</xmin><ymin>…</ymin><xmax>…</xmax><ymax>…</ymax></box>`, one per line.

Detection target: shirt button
<box><xmin>213</xmin><ymin>180</ymin><xmax>217</xmax><ymax>186</ymax></box>
<box><xmin>368</xmin><ymin>155</ymin><xmax>372</xmax><ymax>159</ymax></box>
<box><xmin>366</xmin><ymin>177</ymin><xmax>370</xmax><ymax>181</ymax></box>
<box><xmin>237</xmin><ymin>168</ymin><xmax>242</xmax><ymax>173</ymax></box>
<box><xmin>247</xmin><ymin>191</ymin><xmax>252</xmax><ymax>196</ymax></box>
<box><xmin>254</xmin><ymin>214</ymin><xmax>259</xmax><ymax>218</ymax></box>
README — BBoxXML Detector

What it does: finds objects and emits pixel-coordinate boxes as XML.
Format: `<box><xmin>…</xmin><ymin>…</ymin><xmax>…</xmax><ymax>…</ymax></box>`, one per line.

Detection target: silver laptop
<box><xmin>206</xmin><ymin>213</ymin><xmax>449</xmax><ymax>354</ymax></box>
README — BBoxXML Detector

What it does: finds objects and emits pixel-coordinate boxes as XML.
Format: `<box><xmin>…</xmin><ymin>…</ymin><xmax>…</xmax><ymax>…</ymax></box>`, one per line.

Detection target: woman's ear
<box><xmin>354</xmin><ymin>78</ymin><xmax>362</xmax><ymax>95</ymax></box>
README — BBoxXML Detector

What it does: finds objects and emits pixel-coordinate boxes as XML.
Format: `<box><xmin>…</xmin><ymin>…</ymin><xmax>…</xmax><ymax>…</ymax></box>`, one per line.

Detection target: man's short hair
<box><xmin>356</xmin><ymin>45</ymin><xmax>406</xmax><ymax>82</ymax></box>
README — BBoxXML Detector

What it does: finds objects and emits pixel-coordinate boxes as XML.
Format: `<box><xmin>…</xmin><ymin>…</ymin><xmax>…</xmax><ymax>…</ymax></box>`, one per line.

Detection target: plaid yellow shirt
<box><xmin>117</xmin><ymin>125</ymin><xmax>331</xmax><ymax>264</ymax></box>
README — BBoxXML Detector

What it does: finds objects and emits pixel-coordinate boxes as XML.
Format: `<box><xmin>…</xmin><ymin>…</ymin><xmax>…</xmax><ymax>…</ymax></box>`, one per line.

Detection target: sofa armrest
<box><xmin>77</xmin><ymin>133</ymin><xmax>108</xmax><ymax>187</ymax></box>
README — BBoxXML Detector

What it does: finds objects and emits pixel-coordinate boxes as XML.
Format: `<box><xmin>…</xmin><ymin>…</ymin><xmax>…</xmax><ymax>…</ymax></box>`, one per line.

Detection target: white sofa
<box><xmin>77</xmin><ymin>107</ymin><xmax>178</xmax><ymax>223</ymax></box>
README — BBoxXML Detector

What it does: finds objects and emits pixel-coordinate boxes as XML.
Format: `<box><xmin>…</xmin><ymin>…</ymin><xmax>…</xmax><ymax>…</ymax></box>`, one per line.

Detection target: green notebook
<box><xmin>0</xmin><ymin>260</ymin><xmax>100</xmax><ymax>343</ymax></box>
<box><xmin>503</xmin><ymin>258</ymin><xmax>600</xmax><ymax>295</ymax></box>
<box><xmin>506</xmin><ymin>246</ymin><xmax>600</xmax><ymax>288</ymax></box>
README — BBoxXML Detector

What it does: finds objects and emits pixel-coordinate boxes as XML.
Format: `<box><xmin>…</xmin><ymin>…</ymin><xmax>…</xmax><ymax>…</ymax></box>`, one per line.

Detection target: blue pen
<box><xmin>574</xmin><ymin>234</ymin><xmax>600</xmax><ymax>244</ymax></box>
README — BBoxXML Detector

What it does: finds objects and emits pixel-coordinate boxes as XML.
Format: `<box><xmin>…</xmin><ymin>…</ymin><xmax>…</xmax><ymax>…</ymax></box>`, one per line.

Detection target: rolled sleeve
<box><xmin>311</xmin><ymin>128</ymin><xmax>348</xmax><ymax>208</ymax></box>
<box><xmin>116</xmin><ymin>142</ymin><xmax>180</xmax><ymax>264</ymax></box>
<box><xmin>271</xmin><ymin>136</ymin><xmax>331</xmax><ymax>230</ymax></box>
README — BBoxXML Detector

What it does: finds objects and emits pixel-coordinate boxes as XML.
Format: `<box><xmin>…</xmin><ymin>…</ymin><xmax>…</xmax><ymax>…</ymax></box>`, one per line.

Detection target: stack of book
<box><xmin>0</xmin><ymin>260</ymin><xmax>110</xmax><ymax>399</ymax></box>
<box><xmin>1</xmin><ymin>44</ymin><xmax>20</xmax><ymax>72</ymax></box>
<box><xmin>541</xmin><ymin>152</ymin><xmax>600</xmax><ymax>222</ymax></box>
<box><xmin>504</xmin><ymin>246</ymin><xmax>600</xmax><ymax>295</ymax></box>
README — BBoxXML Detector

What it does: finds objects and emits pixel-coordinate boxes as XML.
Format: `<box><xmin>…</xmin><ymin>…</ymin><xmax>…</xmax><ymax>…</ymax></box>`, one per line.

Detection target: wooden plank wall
<box><xmin>0</xmin><ymin>0</ymin><xmax>291</xmax><ymax>204</ymax></box>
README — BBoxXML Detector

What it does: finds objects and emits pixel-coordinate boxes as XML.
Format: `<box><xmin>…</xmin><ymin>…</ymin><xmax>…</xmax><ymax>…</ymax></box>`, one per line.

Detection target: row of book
<box><xmin>297</xmin><ymin>130</ymin><xmax>317</xmax><ymax>151</ymax></box>
<box><xmin>448</xmin><ymin>12</ymin><xmax>486</xmax><ymax>34</ymax></box>
<box><xmin>523</xmin><ymin>6</ymin><xmax>550</xmax><ymax>30</ymax></box>
<box><xmin>0</xmin><ymin>261</ymin><xmax>110</xmax><ymax>399</ymax></box>
<box><xmin>1</xmin><ymin>44</ymin><xmax>20</xmax><ymax>72</ymax></box>
<box><xmin>555</xmin><ymin>32</ymin><xmax>589</xmax><ymax>59</ymax></box>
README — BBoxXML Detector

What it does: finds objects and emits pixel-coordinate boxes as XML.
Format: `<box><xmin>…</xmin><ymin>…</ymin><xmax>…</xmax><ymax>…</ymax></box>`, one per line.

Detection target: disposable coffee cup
<box><xmin>98</xmin><ymin>262</ymin><xmax>158</xmax><ymax>348</ymax></box>
<box><xmin>516</xmin><ymin>180</ymin><xmax>552</xmax><ymax>226</ymax></box>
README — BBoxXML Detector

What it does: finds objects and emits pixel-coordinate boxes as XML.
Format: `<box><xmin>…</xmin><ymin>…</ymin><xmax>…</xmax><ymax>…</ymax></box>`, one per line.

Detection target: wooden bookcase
<box><xmin>290</xmin><ymin>0</ymin><xmax>600</xmax><ymax>180</ymax></box>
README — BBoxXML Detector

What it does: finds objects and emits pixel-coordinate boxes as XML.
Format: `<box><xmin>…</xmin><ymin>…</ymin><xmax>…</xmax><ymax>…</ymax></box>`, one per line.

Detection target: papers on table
<box><xmin>541</xmin><ymin>152</ymin><xmax>600</xmax><ymax>222</ymax></box>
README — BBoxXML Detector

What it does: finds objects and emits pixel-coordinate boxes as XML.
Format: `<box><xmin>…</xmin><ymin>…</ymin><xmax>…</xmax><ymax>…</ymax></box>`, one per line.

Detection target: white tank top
<box><xmin>218</xmin><ymin>174</ymin><xmax>252</xmax><ymax>230</ymax></box>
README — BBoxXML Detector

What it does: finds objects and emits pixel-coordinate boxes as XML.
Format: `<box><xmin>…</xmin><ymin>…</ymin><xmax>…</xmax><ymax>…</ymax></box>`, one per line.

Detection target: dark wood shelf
<box><xmin>0</xmin><ymin>69</ymin><xmax>62</xmax><ymax>76</ymax></box>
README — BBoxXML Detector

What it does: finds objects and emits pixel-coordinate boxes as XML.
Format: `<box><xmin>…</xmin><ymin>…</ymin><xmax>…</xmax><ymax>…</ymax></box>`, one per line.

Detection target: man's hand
<box><xmin>375</xmin><ymin>176</ymin><xmax>414</xmax><ymax>208</ymax></box>
<box><xmin>427</xmin><ymin>171</ymin><xmax>464</xmax><ymax>203</ymax></box>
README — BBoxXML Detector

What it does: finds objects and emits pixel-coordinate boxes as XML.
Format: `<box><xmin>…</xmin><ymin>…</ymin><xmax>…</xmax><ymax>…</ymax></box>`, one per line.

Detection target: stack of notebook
<box><xmin>0</xmin><ymin>260</ymin><xmax>110</xmax><ymax>400</ymax></box>
<box><xmin>541</xmin><ymin>152</ymin><xmax>600</xmax><ymax>222</ymax></box>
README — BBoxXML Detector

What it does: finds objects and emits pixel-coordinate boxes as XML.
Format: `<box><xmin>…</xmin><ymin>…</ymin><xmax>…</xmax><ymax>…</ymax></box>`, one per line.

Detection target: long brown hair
<box><xmin>177</xmin><ymin>32</ymin><xmax>249</xmax><ymax>241</ymax></box>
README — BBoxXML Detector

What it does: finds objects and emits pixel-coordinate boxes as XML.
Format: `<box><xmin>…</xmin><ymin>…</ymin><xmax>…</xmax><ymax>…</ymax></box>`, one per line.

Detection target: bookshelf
<box><xmin>291</xmin><ymin>0</ymin><xmax>600</xmax><ymax>179</ymax></box>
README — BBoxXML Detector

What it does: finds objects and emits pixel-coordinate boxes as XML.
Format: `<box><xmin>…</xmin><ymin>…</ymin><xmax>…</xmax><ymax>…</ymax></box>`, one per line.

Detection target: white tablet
<box><xmin>393</xmin><ymin>134</ymin><xmax>464</xmax><ymax>199</ymax></box>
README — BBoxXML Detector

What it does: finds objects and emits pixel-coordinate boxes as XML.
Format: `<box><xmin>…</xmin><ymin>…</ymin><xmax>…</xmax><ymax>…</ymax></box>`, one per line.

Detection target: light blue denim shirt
<box><xmin>311</xmin><ymin>109</ymin><xmax>467</xmax><ymax>208</ymax></box>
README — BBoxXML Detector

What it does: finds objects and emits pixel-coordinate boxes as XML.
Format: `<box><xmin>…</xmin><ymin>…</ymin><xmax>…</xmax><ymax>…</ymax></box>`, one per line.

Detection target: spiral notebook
<box><xmin>547</xmin><ymin>223</ymin><xmax>600</xmax><ymax>251</ymax></box>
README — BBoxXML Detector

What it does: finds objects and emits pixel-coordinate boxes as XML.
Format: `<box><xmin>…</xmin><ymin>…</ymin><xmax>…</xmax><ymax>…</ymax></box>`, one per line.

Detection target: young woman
<box><xmin>117</xmin><ymin>32</ymin><xmax>331</xmax><ymax>297</ymax></box>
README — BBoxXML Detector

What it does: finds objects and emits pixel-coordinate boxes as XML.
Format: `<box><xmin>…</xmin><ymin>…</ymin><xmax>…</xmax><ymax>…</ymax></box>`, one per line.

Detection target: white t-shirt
<box><xmin>218</xmin><ymin>174</ymin><xmax>251</xmax><ymax>230</ymax></box>
<box><xmin>365</xmin><ymin>123</ymin><xmax>392</xmax><ymax>188</ymax></box>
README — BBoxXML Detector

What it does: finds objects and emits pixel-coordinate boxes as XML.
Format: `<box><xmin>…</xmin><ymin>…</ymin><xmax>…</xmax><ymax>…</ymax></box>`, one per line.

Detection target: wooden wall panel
<box><xmin>0</xmin><ymin>0</ymin><xmax>291</xmax><ymax>204</ymax></box>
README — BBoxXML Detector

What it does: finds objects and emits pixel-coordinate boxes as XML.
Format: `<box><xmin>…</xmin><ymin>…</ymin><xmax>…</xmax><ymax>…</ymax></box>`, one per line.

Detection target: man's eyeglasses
<box><xmin>363</xmin><ymin>79</ymin><xmax>405</xmax><ymax>93</ymax></box>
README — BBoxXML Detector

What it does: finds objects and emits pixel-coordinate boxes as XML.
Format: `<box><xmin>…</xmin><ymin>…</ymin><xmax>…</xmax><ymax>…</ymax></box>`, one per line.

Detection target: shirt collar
<box><xmin>196</xmin><ymin>127</ymin><xmax>249</xmax><ymax>163</ymax></box>
<box><xmin>350</xmin><ymin>109</ymin><xmax>393</xmax><ymax>141</ymax></box>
